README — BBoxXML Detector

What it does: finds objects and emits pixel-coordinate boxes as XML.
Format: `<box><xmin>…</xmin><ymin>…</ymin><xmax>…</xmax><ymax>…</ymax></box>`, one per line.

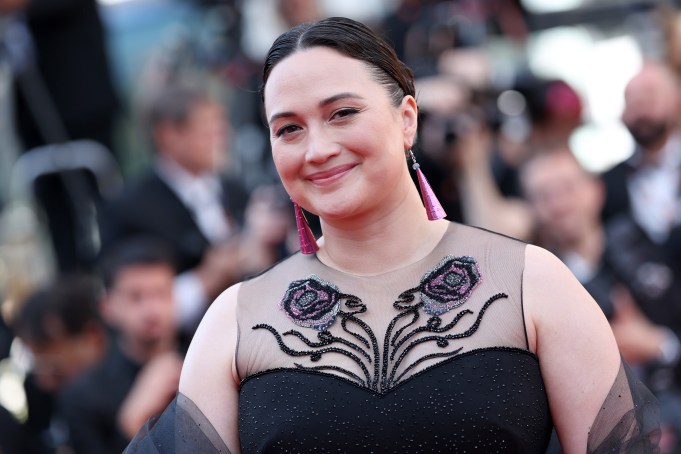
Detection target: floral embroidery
<box><xmin>419</xmin><ymin>255</ymin><xmax>481</xmax><ymax>315</ymax></box>
<box><xmin>279</xmin><ymin>275</ymin><xmax>341</xmax><ymax>331</ymax></box>
<box><xmin>259</xmin><ymin>255</ymin><xmax>503</xmax><ymax>393</ymax></box>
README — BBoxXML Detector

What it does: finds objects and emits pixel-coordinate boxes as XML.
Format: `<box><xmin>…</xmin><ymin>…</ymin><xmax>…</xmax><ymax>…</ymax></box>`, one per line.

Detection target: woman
<box><xmin>127</xmin><ymin>17</ymin><xmax>659</xmax><ymax>453</ymax></box>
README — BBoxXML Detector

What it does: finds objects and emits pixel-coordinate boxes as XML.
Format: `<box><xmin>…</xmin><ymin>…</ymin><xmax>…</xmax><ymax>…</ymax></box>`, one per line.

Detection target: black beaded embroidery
<box><xmin>254</xmin><ymin>255</ymin><xmax>508</xmax><ymax>393</ymax></box>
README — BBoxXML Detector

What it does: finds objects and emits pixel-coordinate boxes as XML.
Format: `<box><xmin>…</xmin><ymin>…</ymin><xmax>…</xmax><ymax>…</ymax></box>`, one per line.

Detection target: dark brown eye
<box><xmin>275</xmin><ymin>124</ymin><xmax>302</xmax><ymax>138</ymax></box>
<box><xmin>332</xmin><ymin>108</ymin><xmax>360</xmax><ymax>120</ymax></box>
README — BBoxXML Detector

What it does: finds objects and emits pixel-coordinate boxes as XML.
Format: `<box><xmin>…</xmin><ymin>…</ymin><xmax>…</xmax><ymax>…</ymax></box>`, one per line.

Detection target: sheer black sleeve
<box><xmin>124</xmin><ymin>393</ymin><xmax>231</xmax><ymax>454</ymax></box>
<box><xmin>587</xmin><ymin>360</ymin><xmax>661</xmax><ymax>453</ymax></box>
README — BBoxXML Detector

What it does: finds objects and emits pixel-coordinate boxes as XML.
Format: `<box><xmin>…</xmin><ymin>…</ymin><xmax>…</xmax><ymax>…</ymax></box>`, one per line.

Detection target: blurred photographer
<box><xmin>415</xmin><ymin>69</ymin><xmax>533</xmax><ymax>241</ymax></box>
<box><xmin>0</xmin><ymin>0</ymin><xmax>120</xmax><ymax>273</ymax></box>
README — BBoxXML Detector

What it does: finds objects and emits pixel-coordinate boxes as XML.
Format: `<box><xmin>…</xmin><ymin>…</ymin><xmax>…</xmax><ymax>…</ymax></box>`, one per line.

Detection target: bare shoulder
<box><xmin>522</xmin><ymin>244</ymin><xmax>616</xmax><ymax>355</ymax></box>
<box><xmin>179</xmin><ymin>283</ymin><xmax>242</xmax><ymax>450</ymax></box>
<box><xmin>524</xmin><ymin>244</ymin><xmax>581</xmax><ymax>298</ymax></box>
<box><xmin>180</xmin><ymin>283</ymin><xmax>241</xmax><ymax>389</ymax></box>
<box><xmin>523</xmin><ymin>244</ymin><xmax>620</xmax><ymax>453</ymax></box>
<box><xmin>523</xmin><ymin>245</ymin><xmax>607</xmax><ymax>330</ymax></box>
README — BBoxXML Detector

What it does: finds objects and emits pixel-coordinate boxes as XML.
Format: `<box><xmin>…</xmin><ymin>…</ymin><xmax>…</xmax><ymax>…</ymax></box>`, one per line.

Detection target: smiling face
<box><xmin>264</xmin><ymin>47</ymin><xmax>418</xmax><ymax>225</ymax></box>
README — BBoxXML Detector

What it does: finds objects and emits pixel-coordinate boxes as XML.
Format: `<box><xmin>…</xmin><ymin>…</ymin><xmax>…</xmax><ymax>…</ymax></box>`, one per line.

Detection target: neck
<box><xmin>642</xmin><ymin>134</ymin><xmax>671</xmax><ymax>163</ymax></box>
<box><xmin>554</xmin><ymin>223</ymin><xmax>604</xmax><ymax>266</ymax></box>
<box><xmin>118</xmin><ymin>336</ymin><xmax>176</xmax><ymax>365</ymax></box>
<box><xmin>315</xmin><ymin>186</ymin><xmax>449</xmax><ymax>276</ymax></box>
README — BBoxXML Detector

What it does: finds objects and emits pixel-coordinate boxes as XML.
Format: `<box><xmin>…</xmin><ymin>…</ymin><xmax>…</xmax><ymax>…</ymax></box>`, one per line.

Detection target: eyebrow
<box><xmin>268</xmin><ymin>92</ymin><xmax>365</xmax><ymax>126</ymax></box>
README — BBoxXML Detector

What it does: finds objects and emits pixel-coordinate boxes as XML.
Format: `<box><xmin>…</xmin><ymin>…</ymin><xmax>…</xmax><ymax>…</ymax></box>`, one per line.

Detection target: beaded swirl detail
<box><xmin>256</xmin><ymin>255</ymin><xmax>505</xmax><ymax>393</ymax></box>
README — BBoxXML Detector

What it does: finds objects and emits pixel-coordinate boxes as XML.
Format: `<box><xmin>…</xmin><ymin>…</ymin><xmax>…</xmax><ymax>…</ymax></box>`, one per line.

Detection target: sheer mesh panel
<box><xmin>236</xmin><ymin>223</ymin><xmax>528</xmax><ymax>392</ymax></box>
<box><xmin>124</xmin><ymin>393</ymin><xmax>230</xmax><ymax>453</ymax></box>
<box><xmin>588</xmin><ymin>361</ymin><xmax>661</xmax><ymax>453</ymax></box>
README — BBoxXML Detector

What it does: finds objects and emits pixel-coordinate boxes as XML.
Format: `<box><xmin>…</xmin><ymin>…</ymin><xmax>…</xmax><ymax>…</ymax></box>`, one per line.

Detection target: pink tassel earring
<box><xmin>407</xmin><ymin>149</ymin><xmax>446</xmax><ymax>220</ymax></box>
<box><xmin>292</xmin><ymin>199</ymin><xmax>319</xmax><ymax>254</ymax></box>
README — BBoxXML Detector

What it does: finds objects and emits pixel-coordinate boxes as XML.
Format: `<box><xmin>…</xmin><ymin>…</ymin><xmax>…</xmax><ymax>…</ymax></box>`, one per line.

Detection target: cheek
<box><xmin>190</xmin><ymin>133</ymin><xmax>214</xmax><ymax>157</ymax></box>
<box><xmin>271</xmin><ymin>147</ymin><xmax>301</xmax><ymax>189</ymax></box>
<box><xmin>582</xmin><ymin>192</ymin><xmax>601</xmax><ymax>216</ymax></box>
<box><xmin>532</xmin><ymin>200</ymin><xmax>554</xmax><ymax>221</ymax></box>
<box><xmin>118</xmin><ymin>303</ymin><xmax>143</xmax><ymax>326</ymax></box>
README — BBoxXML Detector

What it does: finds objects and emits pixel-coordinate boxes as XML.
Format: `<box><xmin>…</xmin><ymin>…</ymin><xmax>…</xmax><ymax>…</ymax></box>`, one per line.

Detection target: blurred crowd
<box><xmin>1</xmin><ymin>0</ymin><xmax>681</xmax><ymax>452</ymax></box>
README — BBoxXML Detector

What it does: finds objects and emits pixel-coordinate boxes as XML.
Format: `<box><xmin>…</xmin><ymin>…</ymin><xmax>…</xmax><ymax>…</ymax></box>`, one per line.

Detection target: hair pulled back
<box><xmin>262</xmin><ymin>17</ymin><xmax>415</xmax><ymax>107</ymax></box>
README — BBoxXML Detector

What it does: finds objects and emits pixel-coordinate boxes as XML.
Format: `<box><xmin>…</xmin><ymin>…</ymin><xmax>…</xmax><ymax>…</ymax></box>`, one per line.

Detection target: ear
<box><xmin>153</xmin><ymin>122</ymin><xmax>179</xmax><ymax>156</ymax></box>
<box><xmin>401</xmin><ymin>95</ymin><xmax>418</xmax><ymax>149</ymax></box>
<box><xmin>593</xmin><ymin>177</ymin><xmax>606</xmax><ymax>211</ymax></box>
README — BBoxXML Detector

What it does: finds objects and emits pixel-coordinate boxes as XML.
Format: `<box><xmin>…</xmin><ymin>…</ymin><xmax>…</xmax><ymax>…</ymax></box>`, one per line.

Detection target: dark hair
<box><xmin>513</xmin><ymin>75</ymin><xmax>582</xmax><ymax>127</ymax></box>
<box><xmin>14</xmin><ymin>274</ymin><xmax>102</xmax><ymax>346</ymax></box>
<box><xmin>146</xmin><ymin>83</ymin><xmax>213</xmax><ymax>128</ymax></box>
<box><xmin>261</xmin><ymin>16</ymin><xmax>415</xmax><ymax>107</ymax></box>
<box><xmin>99</xmin><ymin>236</ymin><xmax>176</xmax><ymax>290</ymax></box>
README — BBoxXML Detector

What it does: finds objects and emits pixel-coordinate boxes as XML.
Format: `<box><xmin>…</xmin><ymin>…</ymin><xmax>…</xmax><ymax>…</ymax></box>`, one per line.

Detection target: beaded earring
<box><xmin>407</xmin><ymin>149</ymin><xmax>446</xmax><ymax>220</ymax></box>
<box><xmin>292</xmin><ymin>199</ymin><xmax>319</xmax><ymax>254</ymax></box>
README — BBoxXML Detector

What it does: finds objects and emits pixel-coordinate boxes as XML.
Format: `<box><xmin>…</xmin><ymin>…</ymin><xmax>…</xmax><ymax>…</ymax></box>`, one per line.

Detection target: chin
<box><xmin>140</xmin><ymin>328</ymin><xmax>169</xmax><ymax>345</ymax></box>
<box><xmin>140</xmin><ymin>336</ymin><xmax>162</xmax><ymax>347</ymax></box>
<box><xmin>315</xmin><ymin>203</ymin><xmax>361</xmax><ymax>222</ymax></box>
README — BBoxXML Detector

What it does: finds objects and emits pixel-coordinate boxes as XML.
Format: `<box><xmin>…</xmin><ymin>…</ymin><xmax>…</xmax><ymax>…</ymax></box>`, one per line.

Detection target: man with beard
<box><xmin>602</xmin><ymin>61</ymin><xmax>681</xmax><ymax>241</ymax></box>
<box><xmin>599</xmin><ymin>62</ymin><xmax>681</xmax><ymax>450</ymax></box>
<box><xmin>601</xmin><ymin>60</ymin><xmax>681</xmax><ymax>339</ymax></box>
<box><xmin>58</xmin><ymin>237</ymin><xmax>182</xmax><ymax>454</ymax></box>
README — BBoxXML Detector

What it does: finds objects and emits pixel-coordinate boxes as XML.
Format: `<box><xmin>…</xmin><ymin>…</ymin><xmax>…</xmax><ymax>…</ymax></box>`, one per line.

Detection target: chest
<box><xmin>238</xmin><ymin>349</ymin><xmax>552</xmax><ymax>453</ymax></box>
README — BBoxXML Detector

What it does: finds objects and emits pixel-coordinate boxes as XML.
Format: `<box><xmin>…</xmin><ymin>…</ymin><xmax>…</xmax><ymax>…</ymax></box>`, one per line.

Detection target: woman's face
<box><xmin>264</xmin><ymin>47</ymin><xmax>418</xmax><ymax>223</ymax></box>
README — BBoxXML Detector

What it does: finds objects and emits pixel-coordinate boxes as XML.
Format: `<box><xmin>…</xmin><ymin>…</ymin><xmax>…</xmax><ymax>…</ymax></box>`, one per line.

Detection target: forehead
<box><xmin>114</xmin><ymin>263</ymin><xmax>174</xmax><ymax>287</ymax></box>
<box><xmin>264</xmin><ymin>47</ymin><xmax>380</xmax><ymax>115</ymax></box>
<box><xmin>625</xmin><ymin>69</ymin><xmax>675</xmax><ymax>107</ymax></box>
<box><xmin>184</xmin><ymin>100</ymin><xmax>224</xmax><ymax>122</ymax></box>
<box><xmin>524</xmin><ymin>153</ymin><xmax>582</xmax><ymax>185</ymax></box>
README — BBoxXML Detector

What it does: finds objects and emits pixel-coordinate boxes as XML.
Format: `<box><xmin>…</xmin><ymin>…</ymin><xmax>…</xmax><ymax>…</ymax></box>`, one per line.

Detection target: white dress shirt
<box><xmin>628</xmin><ymin>133</ymin><xmax>681</xmax><ymax>244</ymax></box>
<box><xmin>155</xmin><ymin>156</ymin><xmax>233</xmax><ymax>329</ymax></box>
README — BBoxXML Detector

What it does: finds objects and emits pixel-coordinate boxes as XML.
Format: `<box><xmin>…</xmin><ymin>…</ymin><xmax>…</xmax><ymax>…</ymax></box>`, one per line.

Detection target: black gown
<box><xmin>126</xmin><ymin>223</ymin><xmax>660</xmax><ymax>453</ymax></box>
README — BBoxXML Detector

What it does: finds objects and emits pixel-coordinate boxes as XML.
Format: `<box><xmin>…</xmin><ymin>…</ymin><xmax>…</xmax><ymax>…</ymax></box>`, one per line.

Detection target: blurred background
<box><xmin>2</xmin><ymin>0</ymin><xmax>681</xmax><ymax>452</ymax></box>
<box><xmin>0</xmin><ymin>0</ymin><xmax>671</xmax><ymax>299</ymax></box>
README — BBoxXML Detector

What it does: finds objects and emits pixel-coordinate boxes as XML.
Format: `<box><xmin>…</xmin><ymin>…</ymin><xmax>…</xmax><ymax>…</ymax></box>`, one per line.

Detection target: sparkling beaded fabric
<box><xmin>237</xmin><ymin>223</ymin><xmax>553</xmax><ymax>453</ymax></box>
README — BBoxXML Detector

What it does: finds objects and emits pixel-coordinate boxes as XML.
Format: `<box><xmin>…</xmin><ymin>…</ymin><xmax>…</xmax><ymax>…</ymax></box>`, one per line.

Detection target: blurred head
<box><xmin>622</xmin><ymin>61</ymin><xmax>680</xmax><ymax>151</ymax></box>
<box><xmin>99</xmin><ymin>238</ymin><xmax>177</xmax><ymax>359</ymax></box>
<box><xmin>520</xmin><ymin>148</ymin><xmax>604</xmax><ymax>246</ymax></box>
<box><xmin>148</xmin><ymin>84</ymin><xmax>229</xmax><ymax>175</ymax></box>
<box><xmin>415</xmin><ymin>77</ymin><xmax>473</xmax><ymax>164</ymax></box>
<box><xmin>14</xmin><ymin>274</ymin><xmax>106</xmax><ymax>393</ymax></box>
<box><xmin>244</xmin><ymin>185</ymin><xmax>292</xmax><ymax>246</ymax></box>
<box><xmin>261</xmin><ymin>17</ymin><xmax>420</xmax><ymax>222</ymax></box>
<box><xmin>277</xmin><ymin>0</ymin><xmax>321</xmax><ymax>27</ymax></box>
<box><xmin>514</xmin><ymin>75</ymin><xmax>582</xmax><ymax>147</ymax></box>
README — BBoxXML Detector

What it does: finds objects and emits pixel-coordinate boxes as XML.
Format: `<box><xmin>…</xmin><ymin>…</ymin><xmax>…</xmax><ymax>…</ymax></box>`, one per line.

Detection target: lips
<box><xmin>305</xmin><ymin>163</ymin><xmax>357</xmax><ymax>186</ymax></box>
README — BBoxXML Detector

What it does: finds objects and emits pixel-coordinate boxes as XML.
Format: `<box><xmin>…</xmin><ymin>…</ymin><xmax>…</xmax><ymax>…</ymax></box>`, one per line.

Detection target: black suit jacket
<box><xmin>601</xmin><ymin>160</ymin><xmax>631</xmax><ymax>224</ymax></box>
<box><xmin>57</xmin><ymin>342</ymin><xmax>141</xmax><ymax>454</ymax></box>
<box><xmin>0</xmin><ymin>404</ymin><xmax>27</xmax><ymax>454</ymax></box>
<box><xmin>99</xmin><ymin>169</ymin><xmax>248</xmax><ymax>273</ymax></box>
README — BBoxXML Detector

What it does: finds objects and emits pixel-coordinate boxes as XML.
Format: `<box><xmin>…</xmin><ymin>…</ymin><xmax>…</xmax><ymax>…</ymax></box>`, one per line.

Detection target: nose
<box><xmin>143</xmin><ymin>294</ymin><xmax>169</xmax><ymax>317</ymax></box>
<box><xmin>305</xmin><ymin>126</ymin><xmax>341</xmax><ymax>164</ymax></box>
